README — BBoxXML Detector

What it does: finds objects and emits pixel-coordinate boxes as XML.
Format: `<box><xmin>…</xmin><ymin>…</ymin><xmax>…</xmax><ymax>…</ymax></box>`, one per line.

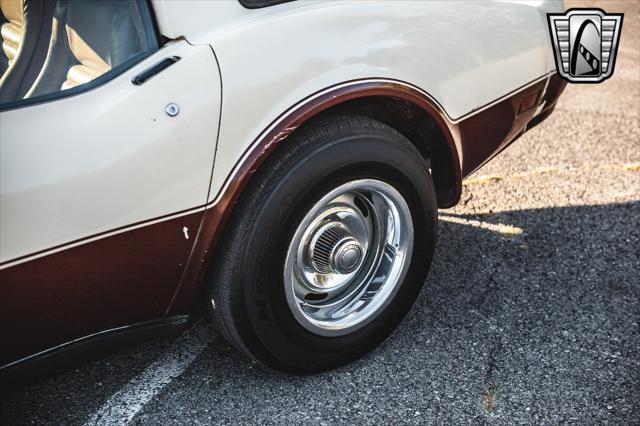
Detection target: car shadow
<box><xmin>2</xmin><ymin>201</ymin><xmax>639</xmax><ymax>423</ymax></box>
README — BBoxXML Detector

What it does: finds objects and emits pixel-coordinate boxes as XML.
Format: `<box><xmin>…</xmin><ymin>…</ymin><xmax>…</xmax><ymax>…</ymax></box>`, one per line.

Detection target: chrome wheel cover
<box><xmin>284</xmin><ymin>179</ymin><xmax>414</xmax><ymax>336</ymax></box>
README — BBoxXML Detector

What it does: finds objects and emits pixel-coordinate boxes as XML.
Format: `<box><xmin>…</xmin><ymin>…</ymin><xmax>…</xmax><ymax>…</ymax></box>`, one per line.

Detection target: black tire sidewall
<box><xmin>233</xmin><ymin>127</ymin><xmax>437</xmax><ymax>372</ymax></box>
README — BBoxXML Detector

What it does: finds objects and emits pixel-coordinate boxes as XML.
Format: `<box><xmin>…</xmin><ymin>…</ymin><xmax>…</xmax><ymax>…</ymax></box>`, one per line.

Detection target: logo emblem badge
<box><xmin>548</xmin><ymin>9</ymin><xmax>623</xmax><ymax>83</ymax></box>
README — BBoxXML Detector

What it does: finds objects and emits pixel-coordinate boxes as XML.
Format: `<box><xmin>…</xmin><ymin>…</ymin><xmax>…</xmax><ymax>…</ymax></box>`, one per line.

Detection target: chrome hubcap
<box><xmin>284</xmin><ymin>179</ymin><xmax>414</xmax><ymax>336</ymax></box>
<box><xmin>309</xmin><ymin>224</ymin><xmax>364</xmax><ymax>275</ymax></box>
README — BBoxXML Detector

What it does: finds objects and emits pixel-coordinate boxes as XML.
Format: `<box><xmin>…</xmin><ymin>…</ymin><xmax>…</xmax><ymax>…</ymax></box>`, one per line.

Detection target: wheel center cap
<box><xmin>309</xmin><ymin>224</ymin><xmax>364</xmax><ymax>276</ymax></box>
<box><xmin>331</xmin><ymin>240</ymin><xmax>363</xmax><ymax>274</ymax></box>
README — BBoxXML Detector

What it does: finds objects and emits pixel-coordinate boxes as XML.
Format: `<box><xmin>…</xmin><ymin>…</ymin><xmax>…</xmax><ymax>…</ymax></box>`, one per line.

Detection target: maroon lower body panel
<box><xmin>0</xmin><ymin>211</ymin><xmax>202</xmax><ymax>365</ymax></box>
<box><xmin>458</xmin><ymin>76</ymin><xmax>566</xmax><ymax>176</ymax></box>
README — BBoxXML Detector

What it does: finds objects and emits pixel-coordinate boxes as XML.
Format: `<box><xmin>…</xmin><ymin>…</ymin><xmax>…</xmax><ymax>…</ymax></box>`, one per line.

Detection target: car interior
<box><xmin>0</xmin><ymin>0</ymin><xmax>155</xmax><ymax>105</ymax></box>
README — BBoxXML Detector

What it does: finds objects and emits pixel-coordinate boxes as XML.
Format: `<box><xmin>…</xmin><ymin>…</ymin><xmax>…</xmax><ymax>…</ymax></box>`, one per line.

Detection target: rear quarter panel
<box><xmin>155</xmin><ymin>0</ymin><xmax>558</xmax><ymax>202</ymax></box>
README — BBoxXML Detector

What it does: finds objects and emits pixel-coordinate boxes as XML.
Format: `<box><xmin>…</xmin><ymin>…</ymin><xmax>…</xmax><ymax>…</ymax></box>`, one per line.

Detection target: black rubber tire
<box><xmin>209</xmin><ymin>115</ymin><xmax>438</xmax><ymax>373</ymax></box>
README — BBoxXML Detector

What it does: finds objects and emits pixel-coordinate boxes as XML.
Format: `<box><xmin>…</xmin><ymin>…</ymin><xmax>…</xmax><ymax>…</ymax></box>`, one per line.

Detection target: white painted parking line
<box><xmin>462</xmin><ymin>162</ymin><xmax>640</xmax><ymax>186</ymax></box>
<box><xmin>85</xmin><ymin>321</ymin><xmax>213</xmax><ymax>425</ymax></box>
<box><xmin>440</xmin><ymin>215</ymin><xmax>524</xmax><ymax>237</ymax></box>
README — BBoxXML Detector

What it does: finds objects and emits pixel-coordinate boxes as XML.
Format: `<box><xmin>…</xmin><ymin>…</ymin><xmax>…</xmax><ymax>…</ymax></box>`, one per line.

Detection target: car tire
<box><xmin>209</xmin><ymin>115</ymin><xmax>438</xmax><ymax>373</ymax></box>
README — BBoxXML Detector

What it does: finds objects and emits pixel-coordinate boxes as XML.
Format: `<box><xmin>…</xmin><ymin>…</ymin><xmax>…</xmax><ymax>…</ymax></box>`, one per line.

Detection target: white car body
<box><xmin>0</xmin><ymin>0</ymin><xmax>565</xmax><ymax>370</ymax></box>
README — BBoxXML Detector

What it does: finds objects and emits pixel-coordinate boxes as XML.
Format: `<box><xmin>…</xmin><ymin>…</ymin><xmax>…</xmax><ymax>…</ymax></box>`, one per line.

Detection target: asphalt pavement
<box><xmin>1</xmin><ymin>0</ymin><xmax>639</xmax><ymax>424</ymax></box>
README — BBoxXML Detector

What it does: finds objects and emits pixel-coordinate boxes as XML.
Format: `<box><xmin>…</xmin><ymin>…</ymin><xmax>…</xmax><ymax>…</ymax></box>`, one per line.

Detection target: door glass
<box><xmin>0</xmin><ymin>0</ymin><xmax>157</xmax><ymax>105</ymax></box>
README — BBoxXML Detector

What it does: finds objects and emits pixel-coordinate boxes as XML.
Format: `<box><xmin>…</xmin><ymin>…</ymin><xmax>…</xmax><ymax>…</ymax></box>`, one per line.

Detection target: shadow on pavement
<box><xmin>2</xmin><ymin>201</ymin><xmax>639</xmax><ymax>424</ymax></box>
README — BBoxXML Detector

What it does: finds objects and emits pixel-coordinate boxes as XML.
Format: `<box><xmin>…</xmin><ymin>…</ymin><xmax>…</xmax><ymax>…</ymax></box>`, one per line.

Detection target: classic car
<box><xmin>0</xmin><ymin>0</ymin><xmax>566</xmax><ymax>375</ymax></box>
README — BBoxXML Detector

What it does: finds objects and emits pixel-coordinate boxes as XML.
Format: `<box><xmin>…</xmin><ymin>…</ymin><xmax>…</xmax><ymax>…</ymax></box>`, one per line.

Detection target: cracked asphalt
<box><xmin>1</xmin><ymin>0</ymin><xmax>639</xmax><ymax>424</ymax></box>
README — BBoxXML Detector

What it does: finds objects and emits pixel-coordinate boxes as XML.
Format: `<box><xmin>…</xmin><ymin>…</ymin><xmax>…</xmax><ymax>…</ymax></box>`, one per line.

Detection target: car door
<box><xmin>0</xmin><ymin>1</ymin><xmax>221</xmax><ymax>365</ymax></box>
